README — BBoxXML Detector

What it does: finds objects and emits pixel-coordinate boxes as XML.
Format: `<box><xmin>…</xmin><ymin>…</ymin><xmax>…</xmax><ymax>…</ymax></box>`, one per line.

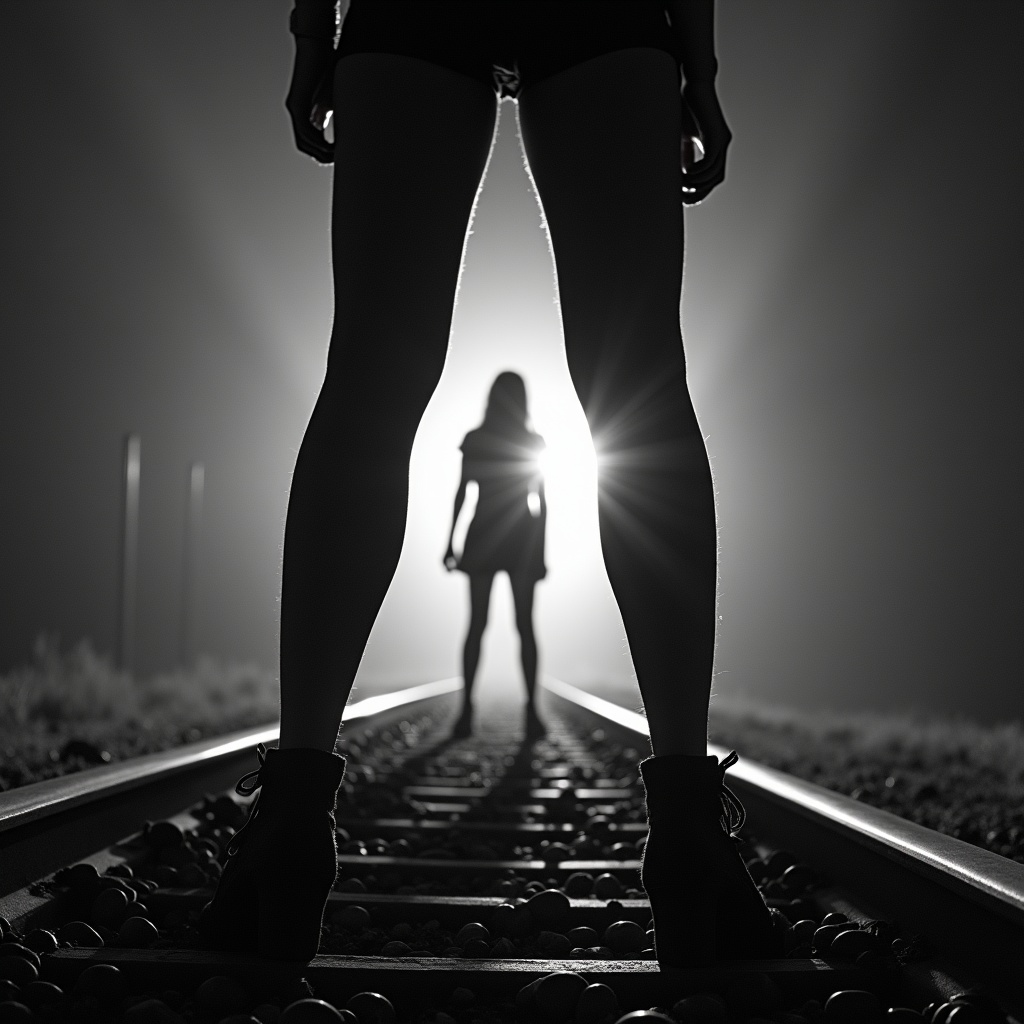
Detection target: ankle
<box><xmin>278</xmin><ymin>740</ymin><xmax>338</xmax><ymax>754</ymax></box>
<box><xmin>278</xmin><ymin>725</ymin><xmax>341</xmax><ymax>753</ymax></box>
<box><xmin>648</xmin><ymin>729</ymin><xmax>708</xmax><ymax>758</ymax></box>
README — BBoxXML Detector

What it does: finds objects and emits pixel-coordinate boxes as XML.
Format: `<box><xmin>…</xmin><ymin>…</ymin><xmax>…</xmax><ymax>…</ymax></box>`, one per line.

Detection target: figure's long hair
<box><xmin>481</xmin><ymin>371</ymin><xmax>530</xmax><ymax>434</ymax></box>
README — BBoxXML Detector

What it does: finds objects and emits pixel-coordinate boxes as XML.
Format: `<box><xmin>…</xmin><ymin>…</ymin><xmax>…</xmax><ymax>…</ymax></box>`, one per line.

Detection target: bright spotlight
<box><xmin>536</xmin><ymin>426</ymin><xmax>597</xmax><ymax>510</ymax></box>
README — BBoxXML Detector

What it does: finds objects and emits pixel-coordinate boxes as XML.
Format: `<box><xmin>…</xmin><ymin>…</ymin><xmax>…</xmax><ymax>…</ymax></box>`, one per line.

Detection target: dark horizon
<box><xmin>1</xmin><ymin>1</ymin><xmax>1021</xmax><ymax>722</ymax></box>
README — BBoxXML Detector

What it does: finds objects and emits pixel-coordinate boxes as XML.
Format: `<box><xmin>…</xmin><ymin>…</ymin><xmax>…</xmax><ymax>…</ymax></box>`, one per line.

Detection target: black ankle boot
<box><xmin>199</xmin><ymin>744</ymin><xmax>346</xmax><ymax>961</ymax></box>
<box><xmin>639</xmin><ymin>751</ymin><xmax>781</xmax><ymax>967</ymax></box>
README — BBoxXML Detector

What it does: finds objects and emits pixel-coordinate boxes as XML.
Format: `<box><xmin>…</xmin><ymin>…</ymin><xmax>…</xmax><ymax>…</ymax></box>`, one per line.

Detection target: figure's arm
<box><xmin>664</xmin><ymin>0</ymin><xmax>718</xmax><ymax>85</ymax></box>
<box><xmin>285</xmin><ymin>0</ymin><xmax>339</xmax><ymax>164</ymax></box>
<box><xmin>664</xmin><ymin>0</ymin><xmax>732</xmax><ymax>204</ymax></box>
<box><xmin>290</xmin><ymin>0</ymin><xmax>336</xmax><ymax>40</ymax></box>
<box><xmin>445</xmin><ymin>465</ymin><xmax>470</xmax><ymax>570</ymax></box>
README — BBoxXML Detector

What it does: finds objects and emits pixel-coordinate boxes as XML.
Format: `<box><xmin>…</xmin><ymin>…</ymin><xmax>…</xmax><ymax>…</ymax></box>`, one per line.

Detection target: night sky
<box><xmin>1</xmin><ymin>2</ymin><xmax>1020</xmax><ymax>721</ymax></box>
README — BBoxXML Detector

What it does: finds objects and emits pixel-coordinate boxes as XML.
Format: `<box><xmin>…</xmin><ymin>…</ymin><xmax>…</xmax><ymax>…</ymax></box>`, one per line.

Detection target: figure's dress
<box><xmin>457</xmin><ymin>427</ymin><xmax>546</xmax><ymax>581</ymax></box>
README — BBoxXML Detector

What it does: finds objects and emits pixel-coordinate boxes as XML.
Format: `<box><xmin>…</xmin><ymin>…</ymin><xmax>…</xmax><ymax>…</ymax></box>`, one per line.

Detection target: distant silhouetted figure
<box><xmin>203</xmin><ymin>0</ymin><xmax>781</xmax><ymax>972</ymax></box>
<box><xmin>444</xmin><ymin>372</ymin><xmax>547</xmax><ymax>738</ymax></box>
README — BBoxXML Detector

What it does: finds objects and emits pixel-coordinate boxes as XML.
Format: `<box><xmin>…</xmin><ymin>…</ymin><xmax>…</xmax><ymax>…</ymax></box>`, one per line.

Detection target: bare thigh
<box><xmin>517</xmin><ymin>47</ymin><xmax>689</xmax><ymax>429</ymax></box>
<box><xmin>277</xmin><ymin>56</ymin><xmax>497</xmax><ymax>749</ymax></box>
<box><xmin>326</xmin><ymin>54</ymin><xmax>498</xmax><ymax>420</ymax></box>
<box><xmin>515</xmin><ymin>48</ymin><xmax>717</xmax><ymax>751</ymax></box>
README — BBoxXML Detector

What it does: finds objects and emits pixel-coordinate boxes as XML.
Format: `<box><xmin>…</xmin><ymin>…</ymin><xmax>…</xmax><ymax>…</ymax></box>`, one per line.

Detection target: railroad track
<box><xmin>0</xmin><ymin>677</ymin><xmax>1021</xmax><ymax>1024</ymax></box>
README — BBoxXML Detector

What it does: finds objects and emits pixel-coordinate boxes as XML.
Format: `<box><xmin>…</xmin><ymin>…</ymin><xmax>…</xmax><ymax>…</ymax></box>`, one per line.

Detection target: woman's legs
<box><xmin>279</xmin><ymin>54</ymin><xmax>497</xmax><ymax>751</ymax></box>
<box><xmin>462</xmin><ymin>573</ymin><xmax>495</xmax><ymax>711</ymax></box>
<box><xmin>518</xmin><ymin>48</ymin><xmax>716</xmax><ymax>757</ymax></box>
<box><xmin>509</xmin><ymin>572</ymin><xmax>538</xmax><ymax>706</ymax></box>
<box><xmin>517</xmin><ymin>49</ymin><xmax>777</xmax><ymax>965</ymax></box>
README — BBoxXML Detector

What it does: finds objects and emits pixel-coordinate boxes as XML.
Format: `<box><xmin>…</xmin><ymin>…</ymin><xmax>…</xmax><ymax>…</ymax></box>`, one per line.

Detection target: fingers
<box><xmin>680</xmin><ymin>134</ymin><xmax>730</xmax><ymax>204</ymax></box>
<box><xmin>294</xmin><ymin>128</ymin><xmax>334</xmax><ymax>164</ymax></box>
<box><xmin>311</xmin><ymin>102</ymin><xmax>332</xmax><ymax>132</ymax></box>
<box><xmin>679</xmin><ymin>82</ymin><xmax>732</xmax><ymax>203</ymax></box>
<box><xmin>680</xmin><ymin>135</ymin><xmax>704</xmax><ymax>173</ymax></box>
<box><xmin>680</xmin><ymin>183</ymin><xmax>715</xmax><ymax>206</ymax></box>
<box><xmin>681</xmin><ymin>146</ymin><xmax>726</xmax><ymax>189</ymax></box>
<box><xmin>680</xmin><ymin>176</ymin><xmax>720</xmax><ymax>205</ymax></box>
<box><xmin>287</xmin><ymin>104</ymin><xmax>334</xmax><ymax>164</ymax></box>
<box><xmin>680</xmin><ymin>165</ymin><xmax>722</xmax><ymax>204</ymax></box>
<box><xmin>286</xmin><ymin>40</ymin><xmax>336</xmax><ymax>164</ymax></box>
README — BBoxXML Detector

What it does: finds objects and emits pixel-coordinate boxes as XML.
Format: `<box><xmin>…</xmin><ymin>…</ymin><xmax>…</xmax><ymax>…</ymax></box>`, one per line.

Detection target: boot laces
<box><xmin>718</xmin><ymin>750</ymin><xmax>747</xmax><ymax>838</ymax></box>
<box><xmin>225</xmin><ymin>743</ymin><xmax>267</xmax><ymax>857</ymax></box>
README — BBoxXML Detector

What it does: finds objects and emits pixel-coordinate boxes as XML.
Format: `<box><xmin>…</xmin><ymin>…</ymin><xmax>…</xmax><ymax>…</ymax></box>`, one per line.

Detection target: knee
<box><xmin>569</xmin><ymin>360</ymin><xmax>697</xmax><ymax>446</ymax></box>
<box><xmin>322</xmin><ymin>337</ymin><xmax>447</xmax><ymax>431</ymax></box>
<box><xmin>514</xmin><ymin>612</ymin><xmax>534</xmax><ymax>638</ymax></box>
<box><xmin>314</xmin><ymin>368</ymin><xmax>437</xmax><ymax>463</ymax></box>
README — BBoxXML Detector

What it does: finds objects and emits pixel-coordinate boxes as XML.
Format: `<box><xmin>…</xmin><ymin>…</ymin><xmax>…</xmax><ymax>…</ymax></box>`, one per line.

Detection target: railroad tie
<box><xmin>1</xmin><ymin>685</ymin><xmax>1021</xmax><ymax>1023</ymax></box>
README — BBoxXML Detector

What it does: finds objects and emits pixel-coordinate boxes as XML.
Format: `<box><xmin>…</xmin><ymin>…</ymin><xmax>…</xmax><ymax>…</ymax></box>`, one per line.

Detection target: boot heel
<box><xmin>201</xmin><ymin>745</ymin><xmax>345</xmax><ymax>959</ymax></box>
<box><xmin>257</xmin><ymin>879</ymin><xmax>330</xmax><ymax>962</ymax></box>
<box><xmin>639</xmin><ymin>751</ymin><xmax>779</xmax><ymax>965</ymax></box>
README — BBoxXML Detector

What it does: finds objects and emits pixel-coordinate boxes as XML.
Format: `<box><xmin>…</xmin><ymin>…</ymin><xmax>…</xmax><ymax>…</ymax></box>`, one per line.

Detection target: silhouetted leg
<box><xmin>518</xmin><ymin>47</ymin><xmax>778</xmax><ymax>966</ymax></box>
<box><xmin>459</xmin><ymin>572</ymin><xmax>494</xmax><ymax>730</ymax></box>
<box><xmin>510</xmin><ymin>571</ymin><xmax>544</xmax><ymax>737</ymax></box>
<box><xmin>279</xmin><ymin>55</ymin><xmax>497</xmax><ymax>751</ymax></box>
<box><xmin>519</xmin><ymin>48</ymin><xmax>713</xmax><ymax>757</ymax></box>
<box><xmin>509</xmin><ymin>572</ymin><xmax>538</xmax><ymax>703</ymax></box>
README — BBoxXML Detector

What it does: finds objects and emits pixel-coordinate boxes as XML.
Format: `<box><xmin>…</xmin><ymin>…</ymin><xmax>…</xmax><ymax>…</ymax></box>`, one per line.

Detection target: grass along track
<box><xmin>4</xmin><ymin>640</ymin><xmax>1021</xmax><ymax>869</ymax></box>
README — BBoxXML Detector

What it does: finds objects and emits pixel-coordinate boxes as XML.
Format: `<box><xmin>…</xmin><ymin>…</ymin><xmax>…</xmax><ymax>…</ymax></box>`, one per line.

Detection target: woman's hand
<box><xmin>680</xmin><ymin>81</ymin><xmax>732</xmax><ymax>204</ymax></box>
<box><xmin>285</xmin><ymin>38</ymin><xmax>336</xmax><ymax>164</ymax></box>
<box><xmin>443</xmin><ymin>544</ymin><xmax>458</xmax><ymax>572</ymax></box>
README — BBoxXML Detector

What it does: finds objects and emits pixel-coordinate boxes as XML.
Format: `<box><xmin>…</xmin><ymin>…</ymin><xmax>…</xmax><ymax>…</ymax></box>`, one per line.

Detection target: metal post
<box><xmin>180</xmin><ymin>462</ymin><xmax>205</xmax><ymax>667</ymax></box>
<box><xmin>117</xmin><ymin>433</ymin><xmax>141</xmax><ymax>674</ymax></box>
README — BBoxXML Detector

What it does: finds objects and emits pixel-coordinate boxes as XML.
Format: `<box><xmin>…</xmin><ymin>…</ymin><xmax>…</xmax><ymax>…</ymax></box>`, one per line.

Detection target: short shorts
<box><xmin>336</xmin><ymin>1</ymin><xmax>682</xmax><ymax>99</ymax></box>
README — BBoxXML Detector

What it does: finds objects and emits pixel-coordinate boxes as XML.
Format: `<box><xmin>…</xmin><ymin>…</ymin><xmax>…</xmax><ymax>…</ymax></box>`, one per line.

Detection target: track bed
<box><xmin>1</xmin><ymin>683</ymin><xmax>1020</xmax><ymax>1024</ymax></box>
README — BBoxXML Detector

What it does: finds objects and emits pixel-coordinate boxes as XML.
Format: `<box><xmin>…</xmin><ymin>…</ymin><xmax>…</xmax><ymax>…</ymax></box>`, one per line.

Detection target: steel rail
<box><xmin>3</xmin><ymin>672</ymin><xmax>1021</xmax><ymax>1009</ymax></box>
<box><xmin>541</xmin><ymin>676</ymin><xmax>1024</xmax><ymax>1009</ymax></box>
<box><xmin>542</xmin><ymin>678</ymin><xmax>1024</xmax><ymax>914</ymax></box>
<box><xmin>0</xmin><ymin>678</ymin><xmax>460</xmax><ymax>835</ymax></box>
<box><xmin>0</xmin><ymin>678</ymin><xmax>461</xmax><ymax>896</ymax></box>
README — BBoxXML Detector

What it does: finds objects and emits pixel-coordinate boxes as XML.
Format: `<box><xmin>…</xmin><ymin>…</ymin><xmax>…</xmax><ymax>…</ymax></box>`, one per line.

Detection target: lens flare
<box><xmin>534</xmin><ymin>415</ymin><xmax>598</xmax><ymax>507</ymax></box>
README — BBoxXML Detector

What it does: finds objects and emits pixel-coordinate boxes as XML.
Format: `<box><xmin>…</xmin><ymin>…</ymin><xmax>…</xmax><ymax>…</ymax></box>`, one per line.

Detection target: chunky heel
<box><xmin>200</xmin><ymin>744</ymin><xmax>346</xmax><ymax>960</ymax></box>
<box><xmin>640</xmin><ymin>751</ymin><xmax>780</xmax><ymax>967</ymax></box>
<box><xmin>257</xmin><ymin>878</ymin><xmax>331</xmax><ymax>962</ymax></box>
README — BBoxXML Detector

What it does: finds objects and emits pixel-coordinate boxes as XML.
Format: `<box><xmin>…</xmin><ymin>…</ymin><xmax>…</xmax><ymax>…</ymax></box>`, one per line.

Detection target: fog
<box><xmin>1</xmin><ymin>2</ymin><xmax>1020</xmax><ymax>721</ymax></box>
